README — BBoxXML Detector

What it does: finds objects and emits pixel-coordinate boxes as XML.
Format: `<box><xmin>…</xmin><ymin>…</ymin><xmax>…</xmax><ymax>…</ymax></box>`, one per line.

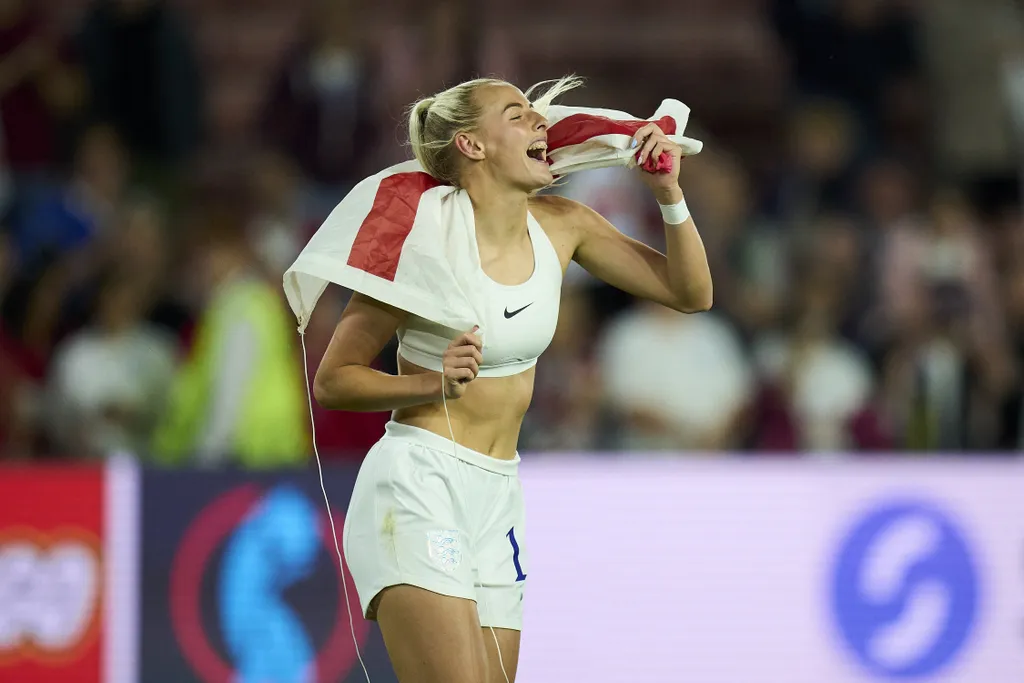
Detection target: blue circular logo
<box><xmin>831</xmin><ymin>501</ymin><xmax>979</xmax><ymax>678</ymax></box>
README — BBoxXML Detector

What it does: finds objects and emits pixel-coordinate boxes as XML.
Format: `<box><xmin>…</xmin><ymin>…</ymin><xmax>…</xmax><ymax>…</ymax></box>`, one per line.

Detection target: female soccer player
<box><xmin>313</xmin><ymin>76</ymin><xmax>712</xmax><ymax>683</ymax></box>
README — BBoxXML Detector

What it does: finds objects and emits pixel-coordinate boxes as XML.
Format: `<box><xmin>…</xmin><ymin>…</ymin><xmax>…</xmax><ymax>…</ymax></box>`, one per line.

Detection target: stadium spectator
<box><xmin>857</xmin><ymin>156</ymin><xmax>920</xmax><ymax>241</ymax></box>
<box><xmin>261</xmin><ymin>0</ymin><xmax>379</xmax><ymax>201</ymax></box>
<box><xmin>10</xmin><ymin>123</ymin><xmax>127</xmax><ymax>269</ymax></box>
<box><xmin>152</xmin><ymin>204</ymin><xmax>309</xmax><ymax>468</ymax></box>
<box><xmin>684</xmin><ymin>151</ymin><xmax>788</xmax><ymax>340</ymax></box>
<box><xmin>58</xmin><ymin>194</ymin><xmax>191</xmax><ymax>344</ymax></box>
<box><xmin>751</xmin><ymin>255</ymin><xmax>879</xmax><ymax>452</ymax></box>
<box><xmin>108</xmin><ymin>194</ymin><xmax>190</xmax><ymax>339</ymax></box>
<box><xmin>47</xmin><ymin>269</ymin><xmax>177</xmax><ymax>457</ymax></box>
<box><xmin>878</xmin><ymin>280</ymin><xmax>1014</xmax><ymax>451</ymax></box>
<box><xmin>876</xmin><ymin>187</ymin><xmax>1003</xmax><ymax>350</ymax></box>
<box><xmin>775</xmin><ymin>99</ymin><xmax>860</xmax><ymax>222</ymax></box>
<box><xmin>597</xmin><ymin>302</ymin><xmax>753</xmax><ymax>451</ymax></box>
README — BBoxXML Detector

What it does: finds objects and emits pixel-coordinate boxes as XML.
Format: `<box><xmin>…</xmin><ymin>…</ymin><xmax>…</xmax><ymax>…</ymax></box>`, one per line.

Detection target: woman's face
<box><xmin>460</xmin><ymin>84</ymin><xmax>552</xmax><ymax>192</ymax></box>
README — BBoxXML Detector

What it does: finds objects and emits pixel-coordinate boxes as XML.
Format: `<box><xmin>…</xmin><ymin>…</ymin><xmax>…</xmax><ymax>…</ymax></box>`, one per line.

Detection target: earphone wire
<box><xmin>441</xmin><ymin>371</ymin><xmax>510</xmax><ymax>683</ymax></box>
<box><xmin>300</xmin><ymin>329</ymin><xmax>371</xmax><ymax>683</ymax></box>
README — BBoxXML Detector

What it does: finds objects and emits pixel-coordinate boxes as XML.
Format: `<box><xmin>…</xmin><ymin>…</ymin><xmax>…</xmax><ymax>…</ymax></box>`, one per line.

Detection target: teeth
<box><xmin>528</xmin><ymin>142</ymin><xmax>547</xmax><ymax>151</ymax></box>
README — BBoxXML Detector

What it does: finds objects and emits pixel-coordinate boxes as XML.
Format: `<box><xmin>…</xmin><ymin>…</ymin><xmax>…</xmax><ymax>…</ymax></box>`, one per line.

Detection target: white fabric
<box><xmin>49</xmin><ymin>327</ymin><xmax>177</xmax><ymax>455</ymax></box>
<box><xmin>285</xmin><ymin>160</ymin><xmax>484</xmax><ymax>334</ymax></box>
<box><xmin>397</xmin><ymin>212</ymin><xmax>562</xmax><ymax>377</ymax></box>
<box><xmin>658</xmin><ymin>196</ymin><xmax>691</xmax><ymax>225</ymax></box>
<box><xmin>283</xmin><ymin>99</ymin><xmax>703</xmax><ymax>336</ymax></box>
<box><xmin>543</xmin><ymin>99</ymin><xmax>703</xmax><ymax>176</ymax></box>
<box><xmin>343</xmin><ymin>421</ymin><xmax>526</xmax><ymax>629</ymax></box>
<box><xmin>598</xmin><ymin>308</ymin><xmax>753</xmax><ymax>449</ymax></box>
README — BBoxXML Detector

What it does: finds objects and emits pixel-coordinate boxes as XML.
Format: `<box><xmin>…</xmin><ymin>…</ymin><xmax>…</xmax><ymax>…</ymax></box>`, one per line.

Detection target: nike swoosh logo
<box><xmin>504</xmin><ymin>303</ymin><xmax>533</xmax><ymax>319</ymax></box>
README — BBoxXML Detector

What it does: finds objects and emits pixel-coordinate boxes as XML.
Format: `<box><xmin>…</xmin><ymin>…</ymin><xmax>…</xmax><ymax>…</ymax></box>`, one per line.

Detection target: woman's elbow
<box><xmin>675</xmin><ymin>286</ymin><xmax>713</xmax><ymax>314</ymax></box>
<box><xmin>312</xmin><ymin>368</ymin><xmax>344</xmax><ymax>410</ymax></box>
<box><xmin>690</xmin><ymin>289</ymin><xmax>714</xmax><ymax>313</ymax></box>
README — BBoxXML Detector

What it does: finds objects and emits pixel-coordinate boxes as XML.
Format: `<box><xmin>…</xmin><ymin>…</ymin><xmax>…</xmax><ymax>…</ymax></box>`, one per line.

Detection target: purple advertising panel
<box><xmin>516</xmin><ymin>457</ymin><xmax>1024</xmax><ymax>683</ymax></box>
<box><xmin>139</xmin><ymin>468</ymin><xmax>394</xmax><ymax>683</ymax></box>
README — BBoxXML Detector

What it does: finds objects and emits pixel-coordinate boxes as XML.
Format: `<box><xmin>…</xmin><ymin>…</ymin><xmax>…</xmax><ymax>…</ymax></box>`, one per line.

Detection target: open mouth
<box><xmin>526</xmin><ymin>141</ymin><xmax>548</xmax><ymax>164</ymax></box>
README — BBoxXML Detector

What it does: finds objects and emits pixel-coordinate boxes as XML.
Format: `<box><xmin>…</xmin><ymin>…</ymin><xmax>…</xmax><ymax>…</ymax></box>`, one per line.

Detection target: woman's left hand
<box><xmin>630</xmin><ymin>123</ymin><xmax>683</xmax><ymax>204</ymax></box>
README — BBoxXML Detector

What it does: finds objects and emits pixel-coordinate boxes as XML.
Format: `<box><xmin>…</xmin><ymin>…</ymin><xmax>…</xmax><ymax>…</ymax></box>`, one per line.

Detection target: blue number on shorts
<box><xmin>507</xmin><ymin>527</ymin><xmax>527</xmax><ymax>581</ymax></box>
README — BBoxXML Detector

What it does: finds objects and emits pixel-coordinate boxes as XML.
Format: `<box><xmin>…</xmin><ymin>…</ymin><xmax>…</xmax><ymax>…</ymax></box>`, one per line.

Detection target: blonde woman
<box><xmin>314</xmin><ymin>77</ymin><xmax>712</xmax><ymax>683</ymax></box>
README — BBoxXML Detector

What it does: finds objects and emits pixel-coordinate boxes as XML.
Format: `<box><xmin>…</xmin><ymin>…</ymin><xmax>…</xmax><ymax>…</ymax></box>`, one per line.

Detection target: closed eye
<box><xmin>503</xmin><ymin>101</ymin><xmax>529</xmax><ymax>121</ymax></box>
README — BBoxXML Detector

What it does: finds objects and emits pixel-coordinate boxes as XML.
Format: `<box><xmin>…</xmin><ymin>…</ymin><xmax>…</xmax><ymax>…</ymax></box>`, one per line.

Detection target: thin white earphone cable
<box><xmin>300</xmin><ymin>330</ymin><xmax>371</xmax><ymax>683</ymax></box>
<box><xmin>489</xmin><ymin>623</ymin><xmax>511</xmax><ymax>683</ymax></box>
<box><xmin>442</xmin><ymin>372</ymin><xmax>511</xmax><ymax>683</ymax></box>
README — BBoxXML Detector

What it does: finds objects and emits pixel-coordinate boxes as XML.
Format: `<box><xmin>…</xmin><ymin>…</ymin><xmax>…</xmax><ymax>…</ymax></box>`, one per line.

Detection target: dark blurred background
<box><xmin>3</xmin><ymin>0</ymin><xmax>1024</xmax><ymax>464</ymax></box>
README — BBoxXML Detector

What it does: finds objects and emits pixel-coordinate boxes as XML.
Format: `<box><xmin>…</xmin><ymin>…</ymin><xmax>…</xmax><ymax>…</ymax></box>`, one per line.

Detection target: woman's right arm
<box><xmin>313</xmin><ymin>293</ymin><xmax>437</xmax><ymax>412</ymax></box>
<box><xmin>312</xmin><ymin>293</ymin><xmax>481</xmax><ymax>412</ymax></box>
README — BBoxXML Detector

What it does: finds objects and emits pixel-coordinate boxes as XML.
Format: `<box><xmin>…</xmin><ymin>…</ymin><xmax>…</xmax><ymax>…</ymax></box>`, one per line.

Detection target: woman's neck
<box><xmin>462</xmin><ymin>173</ymin><xmax>530</xmax><ymax>247</ymax></box>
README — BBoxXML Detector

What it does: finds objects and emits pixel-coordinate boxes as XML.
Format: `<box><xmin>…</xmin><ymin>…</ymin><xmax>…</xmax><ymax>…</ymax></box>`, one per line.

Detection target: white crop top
<box><xmin>397</xmin><ymin>212</ymin><xmax>563</xmax><ymax>378</ymax></box>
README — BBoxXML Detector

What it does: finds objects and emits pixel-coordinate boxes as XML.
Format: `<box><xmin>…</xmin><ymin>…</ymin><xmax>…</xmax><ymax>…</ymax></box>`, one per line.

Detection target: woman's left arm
<box><xmin>570</xmin><ymin>123</ymin><xmax>712</xmax><ymax>313</ymax></box>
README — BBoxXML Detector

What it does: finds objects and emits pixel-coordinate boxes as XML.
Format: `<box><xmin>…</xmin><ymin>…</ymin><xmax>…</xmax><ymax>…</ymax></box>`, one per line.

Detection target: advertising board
<box><xmin>138</xmin><ymin>468</ymin><xmax>391</xmax><ymax>683</ymax></box>
<box><xmin>516</xmin><ymin>457</ymin><xmax>1024</xmax><ymax>683</ymax></box>
<box><xmin>5</xmin><ymin>455</ymin><xmax>1020</xmax><ymax>683</ymax></box>
<box><xmin>0</xmin><ymin>466</ymin><xmax>106</xmax><ymax>683</ymax></box>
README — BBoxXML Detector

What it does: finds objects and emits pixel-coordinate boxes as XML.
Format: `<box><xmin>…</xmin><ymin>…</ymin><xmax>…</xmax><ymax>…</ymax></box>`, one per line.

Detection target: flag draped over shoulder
<box><xmin>283</xmin><ymin>99</ymin><xmax>703</xmax><ymax>335</ymax></box>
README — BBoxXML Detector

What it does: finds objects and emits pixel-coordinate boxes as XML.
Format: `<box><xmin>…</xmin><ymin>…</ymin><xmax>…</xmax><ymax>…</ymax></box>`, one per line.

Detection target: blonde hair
<box><xmin>408</xmin><ymin>75</ymin><xmax>583</xmax><ymax>185</ymax></box>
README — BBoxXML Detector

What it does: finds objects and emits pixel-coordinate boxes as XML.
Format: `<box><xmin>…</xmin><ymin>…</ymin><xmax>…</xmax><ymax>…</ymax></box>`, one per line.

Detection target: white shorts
<box><xmin>343</xmin><ymin>421</ymin><xmax>528</xmax><ymax>630</ymax></box>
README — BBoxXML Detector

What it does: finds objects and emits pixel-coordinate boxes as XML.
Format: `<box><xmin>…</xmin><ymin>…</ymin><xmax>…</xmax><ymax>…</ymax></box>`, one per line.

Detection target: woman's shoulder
<box><xmin>528</xmin><ymin>193</ymin><xmax>584</xmax><ymax>216</ymax></box>
<box><xmin>528</xmin><ymin>194</ymin><xmax>598</xmax><ymax>233</ymax></box>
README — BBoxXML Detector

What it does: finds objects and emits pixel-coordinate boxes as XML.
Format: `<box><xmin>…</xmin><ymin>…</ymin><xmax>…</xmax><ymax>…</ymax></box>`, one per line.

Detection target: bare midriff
<box><xmin>392</xmin><ymin>356</ymin><xmax>535</xmax><ymax>460</ymax></box>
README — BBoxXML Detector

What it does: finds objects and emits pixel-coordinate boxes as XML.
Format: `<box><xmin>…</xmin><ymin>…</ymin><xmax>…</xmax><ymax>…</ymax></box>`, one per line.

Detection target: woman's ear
<box><xmin>454</xmin><ymin>132</ymin><xmax>485</xmax><ymax>162</ymax></box>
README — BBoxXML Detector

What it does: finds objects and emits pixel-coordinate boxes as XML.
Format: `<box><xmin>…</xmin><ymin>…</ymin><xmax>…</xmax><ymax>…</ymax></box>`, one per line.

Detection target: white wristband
<box><xmin>659</xmin><ymin>196</ymin><xmax>690</xmax><ymax>225</ymax></box>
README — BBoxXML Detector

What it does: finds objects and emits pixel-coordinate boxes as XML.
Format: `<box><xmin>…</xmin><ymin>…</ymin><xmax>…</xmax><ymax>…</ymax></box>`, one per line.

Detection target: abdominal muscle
<box><xmin>392</xmin><ymin>356</ymin><xmax>535</xmax><ymax>460</ymax></box>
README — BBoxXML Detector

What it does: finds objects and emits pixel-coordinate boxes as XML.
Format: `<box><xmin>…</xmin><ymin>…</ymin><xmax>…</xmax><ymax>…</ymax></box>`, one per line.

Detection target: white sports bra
<box><xmin>397</xmin><ymin>212</ymin><xmax>563</xmax><ymax>378</ymax></box>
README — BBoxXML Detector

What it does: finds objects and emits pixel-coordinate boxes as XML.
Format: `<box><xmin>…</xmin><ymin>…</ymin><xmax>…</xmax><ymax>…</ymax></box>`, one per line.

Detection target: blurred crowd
<box><xmin>2</xmin><ymin>0</ymin><xmax>1024</xmax><ymax>465</ymax></box>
